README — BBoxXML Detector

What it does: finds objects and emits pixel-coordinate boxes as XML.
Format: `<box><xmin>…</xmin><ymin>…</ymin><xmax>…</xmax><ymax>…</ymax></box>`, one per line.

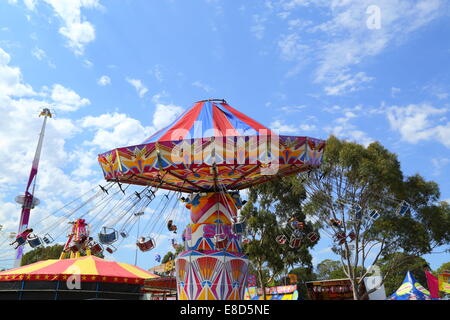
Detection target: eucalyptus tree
<box><xmin>302</xmin><ymin>136</ymin><xmax>450</xmax><ymax>299</ymax></box>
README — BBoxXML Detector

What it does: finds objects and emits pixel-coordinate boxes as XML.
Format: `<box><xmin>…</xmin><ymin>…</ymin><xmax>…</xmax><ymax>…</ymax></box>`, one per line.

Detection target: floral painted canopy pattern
<box><xmin>98</xmin><ymin>99</ymin><xmax>325</xmax><ymax>193</ymax></box>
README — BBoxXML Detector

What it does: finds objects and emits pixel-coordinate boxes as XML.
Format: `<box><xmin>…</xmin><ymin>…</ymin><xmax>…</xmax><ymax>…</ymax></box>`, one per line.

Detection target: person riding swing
<box><xmin>167</xmin><ymin>220</ymin><xmax>177</xmax><ymax>234</ymax></box>
<box><xmin>10</xmin><ymin>228</ymin><xmax>33</xmax><ymax>249</ymax></box>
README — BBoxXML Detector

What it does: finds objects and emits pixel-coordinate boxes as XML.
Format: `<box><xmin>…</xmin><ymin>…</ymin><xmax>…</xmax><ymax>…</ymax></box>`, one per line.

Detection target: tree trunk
<box><xmin>257</xmin><ymin>263</ymin><xmax>267</xmax><ymax>300</ymax></box>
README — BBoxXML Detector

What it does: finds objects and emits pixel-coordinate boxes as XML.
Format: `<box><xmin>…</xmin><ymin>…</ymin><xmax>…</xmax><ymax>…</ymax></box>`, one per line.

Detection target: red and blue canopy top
<box><xmin>143</xmin><ymin>99</ymin><xmax>272</xmax><ymax>143</ymax></box>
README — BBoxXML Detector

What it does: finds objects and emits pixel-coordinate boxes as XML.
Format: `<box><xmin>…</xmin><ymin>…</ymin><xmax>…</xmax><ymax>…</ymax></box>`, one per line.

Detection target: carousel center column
<box><xmin>175</xmin><ymin>192</ymin><xmax>249</xmax><ymax>300</ymax></box>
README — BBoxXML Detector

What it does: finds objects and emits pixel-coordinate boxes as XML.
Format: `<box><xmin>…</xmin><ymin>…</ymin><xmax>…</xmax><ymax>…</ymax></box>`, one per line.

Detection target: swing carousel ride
<box><xmin>97</xmin><ymin>99</ymin><xmax>326</xmax><ymax>300</ymax></box>
<box><xmin>0</xmin><ymin>100</ymin><xmax>327</xmax><ymax>300</ymax></box>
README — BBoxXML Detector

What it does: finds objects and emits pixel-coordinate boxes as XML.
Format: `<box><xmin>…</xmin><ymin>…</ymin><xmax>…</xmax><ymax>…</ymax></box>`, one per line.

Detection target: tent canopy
<box><xmin>98</xmin><ymin>100</ymin><xmax>325</xmax><ymax>192</ymax></box>
<box><xmin>0</xmin><ymin>256</ymin><xmax>158</xmax><ymax>285</ymax></box>
<box><xmin>388</xmin><ymin>271</ymin><xmax>431</xmax><ymax>300</ymax></box>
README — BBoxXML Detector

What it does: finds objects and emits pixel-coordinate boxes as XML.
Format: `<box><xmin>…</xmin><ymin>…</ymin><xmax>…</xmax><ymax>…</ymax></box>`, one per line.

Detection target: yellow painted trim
<box><xmin>62</xmin><ymin>256</ymin><xmax>99</xmax><ymax>275</ymax></box>
<box><xmin>117</xmin><ymin>262</ymin><xmax>158</xmax><ymax>279</ymax></box>
<box><xmin>0</xmin><ymin>259</ymin><xmax>57</xmax><ymax>275</ymax></box>
<box><xmin>115</xmin><ymin>149</ymin><xmax>123</xmax><ymax>172</ymax></box>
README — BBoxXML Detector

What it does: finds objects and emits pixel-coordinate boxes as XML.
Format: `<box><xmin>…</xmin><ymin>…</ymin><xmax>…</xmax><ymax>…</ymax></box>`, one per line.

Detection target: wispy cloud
<box><xmin>126</xmin><ymin>78</ymin><xmax>148</xmax><ymax>98</ymax></box>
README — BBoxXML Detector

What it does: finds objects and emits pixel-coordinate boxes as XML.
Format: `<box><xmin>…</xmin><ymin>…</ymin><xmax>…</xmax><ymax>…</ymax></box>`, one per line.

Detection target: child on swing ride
<box><xmin>10</xmin><ymin>228</ymin><xmax>33</xmax><ymax>249</ymax></box>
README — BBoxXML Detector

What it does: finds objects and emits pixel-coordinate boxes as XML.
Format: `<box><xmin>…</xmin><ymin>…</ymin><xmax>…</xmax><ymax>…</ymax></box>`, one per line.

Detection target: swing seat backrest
<box><xmin>398</xmin><ymin>202</ymin><xmax>410</xmax><ymax>215</ymax></box>
<box><xmin>307</xmin><ymin>232</ymin><xmax>319</xmax><ymax>242</ymax></box>
<box><xmin>335</xmin><ymin>232</ymin><xmax>346</xmax><ymax>240</ymax></box>
<box><xmin>137</xmin><ymin>238</ymin><xmax>155</xmax><ymax>252</ymax></box>
<box><xmin>28</xmin><ymin>236</ymin><xmax>42</xmax><ymax>248</ymax></box>
<box><xmin>105</xmin><ymin>245</ymin><xmax>117</xmax><ymax>254</ymax></box>
<box><xmin>16</xmin><ymin>237</ymin><xmax>26</xmax><ymax>246</ymax></box>
<box><xmin>214</xmin><ymin>234</ymin><xmax>228</xmax><ymax>249</ymax></box>
<box><xmin>42</xmin><ymin>234</ymin><xmax>54</xmax><ymax>244</ymax></box>
<box><xmin>99</xmin><ymin>228</ymin><xmax>118</xmax><ymax>245</ymax></box>
<box><xmin>369</xmin><ymin>210</ymin><xmax>380</xmax><ymax>220</ymax></box>
<box><xmin>276</xmin><ymin>235</ymin><xmax>287</xmax><ymax>244</ymax></box>
<box><xmin>289</xmin><ymin>236</ymin><xmax>301</xmax><ymax>248</ymax></box>
<box><xmin>232</xmin><ymin>222</ymin><xmax>246</xmax><ymax>235</ymax></box>
<box><xmin>90</xmin><ymin>243</ymin><xmax>103</xmax><ymax>254</ymax></box>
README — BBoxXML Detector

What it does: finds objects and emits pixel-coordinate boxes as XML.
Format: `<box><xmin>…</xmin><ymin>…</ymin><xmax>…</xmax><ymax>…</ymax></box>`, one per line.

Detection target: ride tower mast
<box><xmin>14</xmin><ymin>108</ymin><xmax>52</xmax><ymax>267</ymax></box>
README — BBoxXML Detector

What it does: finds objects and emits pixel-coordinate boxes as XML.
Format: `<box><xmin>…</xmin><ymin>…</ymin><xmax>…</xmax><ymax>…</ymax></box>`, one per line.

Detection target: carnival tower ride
<box><xmin>14</xmin><ymin>108</ymin><xmax>52</xmax><ymax>267</ymax></box>
<box><xmin>98</xmin><ymin>99</ymin><xmax>325</xmax><ymax>300</ymax></box>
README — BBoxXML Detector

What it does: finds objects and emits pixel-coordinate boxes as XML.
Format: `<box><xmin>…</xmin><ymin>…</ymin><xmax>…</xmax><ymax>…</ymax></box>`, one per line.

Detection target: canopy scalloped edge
<box><xmin>98</xmin><ymin>135</ymin><xmax>325</xmax><ymax>193</ymax></box>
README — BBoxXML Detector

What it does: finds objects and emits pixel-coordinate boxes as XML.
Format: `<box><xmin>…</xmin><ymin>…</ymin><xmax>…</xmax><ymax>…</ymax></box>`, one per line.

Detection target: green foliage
<box><xmin>21</xmin><ymin>244</ymin><xmax>105</xmax><ymax>266</ymax></box>
<box><xmin>21</xmin><ymin>244</ymin><xmax>64</xmax><ymax>266</ymax></box>
<box><xmin>286</xmin><ymin>266</ymin><xmax>316</xmax><ymax>300</ymax></box>
<box><xmin>161</xmin><ymin>245</ymin><xmax>185</xmax><ymax>264</ymax></box>
<box><xmin>162</xmin><ymin>251</ymin><xmax>175</xmax><ymax>264</ymax></box>
<box><xmin>242</xmin><ymin>175</ymin><xmax>318</xmax><ymax>298</ymax></box>
<box><xmin>436</xmin><ymin>262</ymin><xmax>450</xmax><ymax>275</ymax></box>
<box><xmin>302</xmin><ymin>135</ymin><xmax>450</xmax><ymax>299</ymax></box>
<box><xmin>316</xmin><ymin>259</ymin><xmax>348</xmax><ymax>280</ymax></box>
<box><xmin>379</xmin><ymin>252</ymin><xmax>430</xmax><ymax>296</ymax></box>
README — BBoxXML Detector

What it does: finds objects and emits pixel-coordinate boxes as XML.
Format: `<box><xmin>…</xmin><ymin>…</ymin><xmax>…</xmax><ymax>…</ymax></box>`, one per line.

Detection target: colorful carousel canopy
<box><xmin>98</xmin><ymin>99</ymin><xmax>325</xmax><ymax>192</ymax></box>
<box><xmin>0</xmin><ymin>256</ymin><xmax>158</xmax><ymax>285</ymax></box>
<box><xmin>388</xmin><ymin>271</ymin><xmax>431</xmax><ymax>300</ymax></box>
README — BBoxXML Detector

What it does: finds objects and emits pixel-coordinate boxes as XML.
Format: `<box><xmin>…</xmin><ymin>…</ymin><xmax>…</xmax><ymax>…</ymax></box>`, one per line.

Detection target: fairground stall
<box><xmin>245</xmin><ymin>285</ymin><xmax>299</xmax><ymax>300</ymax></box>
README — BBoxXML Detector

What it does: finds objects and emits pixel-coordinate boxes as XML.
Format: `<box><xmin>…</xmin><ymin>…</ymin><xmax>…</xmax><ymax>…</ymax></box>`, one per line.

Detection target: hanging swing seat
<box><xmin>348</xmin><ymin>231</ymin><xmax>356</xmax><ymax>241</ymax></box>
<box><xmin>396</xmin><ymin>201</ymin><xmax>410</xmax><ymax>215</ymax></box>
<box><xmin>137</xmin><ymin>237</ymin><xmax>155</xmax><ymax>252</ymax></box>
<box><xmin>105</xmin><ymin>245</ymin><xmax>117</xmax><ymax>254</ymax></box>
<box><xmin>27</xmin><ymin>234</ymin><xmax>42</xmax><ymax>248</ymax></box>
<box><xmin>69</xmin><ymin>242</ymin><xmax>80</xmax><ymax>253</ymax></box>
<box><xmin>171</xmin><ymin>239</ymin><xmax>180</xmax><ymax>250</ymax></box>
<box><xmin>42</xmin><ymin>234</ymin><xmax>54</xmax><ymax>244</ymax></box>
<box><xmin>98</xmin><ymin>227</ymin><xmax>119</xmax><ymax>245</ymax></box>
<box><xmin>15</xmin><ymin>236</ymin><xmax>27</xmax><ymax>246</ymax></box>
<box><xmin>214</xmin><ymin>234</ymin><xmax>228</xmax><ymax>250</ymax></box>
<box><xmin>292</xmin><ymin>229</ymin><xmax>304</xmax><ymax>238</ymax></box>
<box><xmin>307</xmin><ymin>232</ymin><xmax>319</xmax><ymax>243</ymax></box>
<box><xmin>276</xmin><ymin>235</ymin><xmax>287</xmax><ymax>245</ymax></box>
<box><xmin>289</xmin><ymin>235</ymin><xmax>302</xmax><ymax>249</ymax></box>
<box><xmin>369</xmin><ymin>210</ymin><xmax>380</xmax><ymax>221</ymax></box>
<box><xmin>330</xmin><ymin>218</ymin><xmax>342</xmax><ymax>228</ymax></box>
<box><xmin>232</xmin><ymin>220</ymin><xmax>246</xmax><ymax>235</ymax></box>
<box><xmin>120</xmin><ymin>231</ymin><xmax>128</xmax><ymax>238</ymax></box>
<box><xmin>89</xmin><ymin>242</ymin><xmax>103</xmax><ymax>255</ymax></box>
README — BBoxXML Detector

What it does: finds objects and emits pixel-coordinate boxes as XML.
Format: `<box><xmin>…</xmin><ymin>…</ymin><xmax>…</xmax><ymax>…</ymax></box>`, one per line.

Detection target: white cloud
<box><xmin>251</xmin><ymin>14</ymin><xmax>266</xmax><ymax>39</ymax></box>
<box><xmin>42</xmin><ymin>0</ymin><xmax>101</xmax><ymax>55</ymax></box>
<box><xmin>50</xmin><ymin>84</ymin><xmax>90</xmax><ymax>111</ymax></box>
<box><xmin>323</xmin><ymin>105</ymin><xmax>373</xmax><ymax>146</ymax></box>
<box><xmin>270</xmin><ymin>120</ymin><xmax>316</xmax><ymax>134</ymax></box>
<box><xmin>31</xmin><ymin>47</ymin><xmax>46</xmax><ymax>60</ymax></box>
<box><xmin>81</xmin><ymin>112</ymin><xmax>156</xmax><ymax>149</ymax></box>
<box><xmin>126</xmin><ymin>78</ymin><xmax>148</xmax><ymax>98</ymax></box>
<box><xmin>324</xmin><ymin>72</ymin><xmax>374</xmax><ymax>96</ymax></box>
<box><xmin>0</xmin><ymin>49</ymin><xmax>96</xmax><ymax>240</ymax></box>
<box><xmin>97</xmin><ymin>75</ymin><xmax>111</xmax><ymax>86</ymax></box>
<box><xmin>273</xmin><ymin>0</ymin><xmax>446</xmax><ymax>94</ymax></box>
<box><xmin>0</xmin><ymin>48</ymin><xmax>35</xmax><ymax>97</ymax></box>
<box><xmin>192</xmin><ymin>81</ymin><xmax>213</xmax><ymax>93</ymax></box>
<box><xmin>23</xmin><ymin>0</ymin><xmax>37</xmax><ymax>11</ymax></box>
<box><xmin>431</xmin><ymin>158</ymin><xmax>450</xmax><ymax>176</ymax></box>
<box><xmin>387</xmin><ymin>103</ymin><xmax>450</xmax><ymax>147</ymax></box>
<box><xmin>152</xmin><ymin>104</ymin><xmax>184</xmax><ymax>130</ymax></box>
<box><xmin>279</xmin><ymin>105</ymin><xmax>306</xmax><ymax>113</ymax></box>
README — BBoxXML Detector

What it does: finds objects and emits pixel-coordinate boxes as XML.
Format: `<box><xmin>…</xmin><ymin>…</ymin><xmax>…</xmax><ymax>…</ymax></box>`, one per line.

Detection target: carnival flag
<box><xmin>425</xmin><ymin>270</ymin><xmax>439</xmax><ymax>299</ymax></box>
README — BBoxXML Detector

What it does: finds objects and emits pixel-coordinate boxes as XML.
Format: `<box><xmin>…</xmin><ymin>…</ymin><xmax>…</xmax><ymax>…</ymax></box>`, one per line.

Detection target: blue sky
<box><xmin>0</xmin><ymin>0</ymin><xmax>448</xmax><ymax>274</ymax></box>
